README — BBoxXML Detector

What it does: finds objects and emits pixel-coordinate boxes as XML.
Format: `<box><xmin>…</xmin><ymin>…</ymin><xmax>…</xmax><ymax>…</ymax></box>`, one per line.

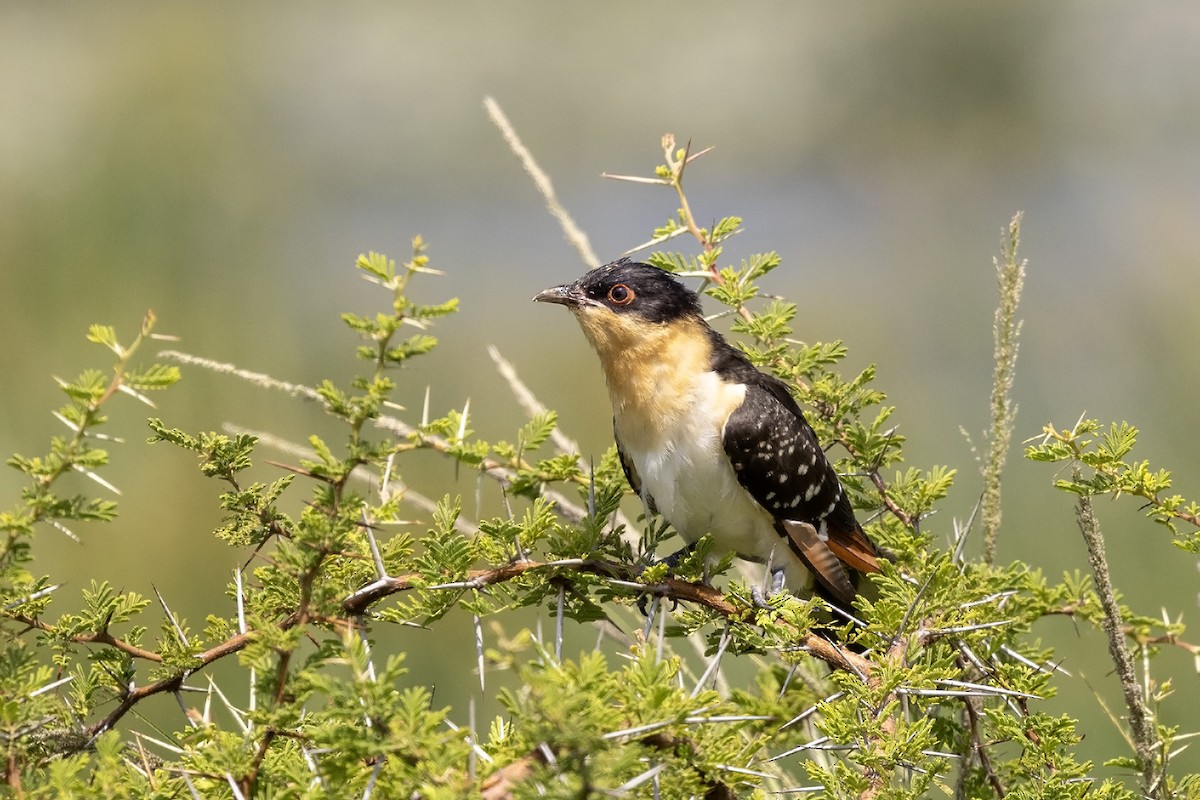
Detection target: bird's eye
<box><xmin>607</xmin><ymin>284</ymin><xmax>635</xmax><ymax>306</ymax></box>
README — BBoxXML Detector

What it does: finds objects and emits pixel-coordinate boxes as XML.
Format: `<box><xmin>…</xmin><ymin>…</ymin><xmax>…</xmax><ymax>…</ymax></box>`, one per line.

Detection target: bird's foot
<box><xmin>750</xmin><ymin>566</ymin><xmax>788</xmax><ymax>610</ymax></box>
<box><xmin>658</xmin><ymin>543</ymin><xmax>698</xmax><ymax>572</ymax></box>
<box><xmin>634</xmin><ymin>543</ymin><xmax>699</xmax><ymax>615</ymax></box>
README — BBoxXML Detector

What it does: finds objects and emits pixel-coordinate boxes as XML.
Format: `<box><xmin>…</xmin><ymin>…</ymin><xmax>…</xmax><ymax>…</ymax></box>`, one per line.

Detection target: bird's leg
<box><xmin>659</xmin><ymin>541</ymin><xmax>699</xmax><ymax>572</ymax></box>
<box><xmin>751</xmin><ymin>548</ymin><xmax>788</xmax><ymax>609</ymax></box>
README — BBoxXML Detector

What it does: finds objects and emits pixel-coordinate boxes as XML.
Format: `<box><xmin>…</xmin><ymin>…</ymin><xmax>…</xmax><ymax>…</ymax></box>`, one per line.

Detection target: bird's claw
<box><xmin>636</xmin><ymin>587</ymin><xmax>677</xmax><ymax>617</ymax></box>
<box><xmin>633</xmin><ymin>543</ymin><xmax>699</xmax><ymax>615</ymax></box>
<box><xmin>751</xmin><ymin>566</ymin><xmax>788</xmax><ymax>610</ymax></box>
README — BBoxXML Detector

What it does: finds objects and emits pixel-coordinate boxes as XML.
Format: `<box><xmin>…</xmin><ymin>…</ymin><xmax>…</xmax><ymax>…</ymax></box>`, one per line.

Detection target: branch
<box><xmin>1074</xmin><ymin>490</ymin><xmax>1161</xmax><ymax>796</ymax></box>
<box><xmin>342</xmin><ymin>557</ymin><xmax>872</xmax><ymax>678</ymax></box>
<box><xmin>85</xmin><ymin>611</ymin><xmax>301</xmax><ymax>739</ymax></box>
<box><xmin>827</xmin><ymin>416</ymin><xmax>913</xmax><ymax>530</ymax></box>
<box><xmin>484</xmin><ymin>96</ymin><xmax>600</xmax><ymax>269</ymax></box>
<box><xmin>9</xmin><ymin>615</ymin><xmax>163</xmax><ymax>663</ymax></box>
<box><xmin>31</xmin><ymin>556</ymin><xmax>867</xmax><ymax>747</ymax></box>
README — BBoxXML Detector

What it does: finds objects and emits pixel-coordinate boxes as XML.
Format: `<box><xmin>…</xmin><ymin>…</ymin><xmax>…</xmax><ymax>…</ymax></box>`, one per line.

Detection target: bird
<box><xmin>533</xmin><ymin>258</ymin><xmax>881</xmax><ymax>607</ymax></box>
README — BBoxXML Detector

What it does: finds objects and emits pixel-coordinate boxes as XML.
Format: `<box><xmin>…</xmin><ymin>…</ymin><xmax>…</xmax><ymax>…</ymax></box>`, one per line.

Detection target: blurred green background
<box><xmin>3</xmin><ymin>1</ymin><xmax>1199</xmax><ymax>779</ymax></box>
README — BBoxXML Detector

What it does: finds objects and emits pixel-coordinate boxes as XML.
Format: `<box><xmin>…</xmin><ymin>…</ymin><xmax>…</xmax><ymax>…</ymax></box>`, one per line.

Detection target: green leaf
<box><xmin>86</xmin><ymin>324</ymin><xmax>119</xmax><ymax>351</ymax></box>
<box><xmin>123</xmin><ymin>363</ymin><xmax>181</xmax><ymax>391</ymax></box>
<box><xmin>356</xmin><ymin>251</ymin><xmax>396</xmax><ymax>282</ymax></box>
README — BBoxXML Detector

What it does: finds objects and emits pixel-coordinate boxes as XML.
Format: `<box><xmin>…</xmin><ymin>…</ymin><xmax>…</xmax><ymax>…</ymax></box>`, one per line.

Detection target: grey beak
<box><xmin>533</xmin><ymin>283</ymin><xmax>583</xmax><ymax>306</ymax></box>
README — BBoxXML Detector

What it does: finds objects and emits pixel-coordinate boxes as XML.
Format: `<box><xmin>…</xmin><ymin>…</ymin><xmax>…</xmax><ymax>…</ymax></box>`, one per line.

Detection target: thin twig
<box><xmin>484</xmin><ymin>96</ymin><xmax>600</xmax><ymax>268</ymax></box>
<box><xmin>1075</xmin><ymin>487</ymin><xmax>1161</xmax><ymax>796</ymax></box>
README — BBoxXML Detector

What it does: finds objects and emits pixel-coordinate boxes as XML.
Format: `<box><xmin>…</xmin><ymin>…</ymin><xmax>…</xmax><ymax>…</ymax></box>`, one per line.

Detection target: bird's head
<box><xmin>535</xmin><ymin>259</ymin><xmax>717</xmax><ymax>408</ymax></box>
<box><xmin>534</xmin><ymin>259</ymin><xmax>703</xmax><ymax>356</ymax></box>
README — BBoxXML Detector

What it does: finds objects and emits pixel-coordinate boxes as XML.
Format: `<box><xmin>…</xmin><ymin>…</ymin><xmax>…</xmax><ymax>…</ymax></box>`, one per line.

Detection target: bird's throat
<box><xmin>573</xmin><ymin>310</ymin><xmax>715</xmax><ymax>442</ymax></box>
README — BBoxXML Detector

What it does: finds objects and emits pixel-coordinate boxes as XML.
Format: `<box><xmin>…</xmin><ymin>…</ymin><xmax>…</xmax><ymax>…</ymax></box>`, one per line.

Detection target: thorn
<box><xmin>957</xmin><ymin>642</ymin><xmax>991</xmax><ymax>674</ymax></box>
<box><xmin>29</xmin><ymin>675</ymin><xmax>74</xmax><ymax>698</ymax></box>
<box><xmin>182</xmin><ymin>773</ymin><xmax>203</xmax><ymax>800</ymax></box>
<box><xmin>951</xmin><ymin>493</ymin><xmax>984</xmax><ymax>564</ymax></box>
<box><xmin>958</xmin><ymin>590</ymin><xmax>1020</xmax><ymax>610</ymax></box>
<box><xmin>499</xmin><ymin>481</ymin><xmax>513</xmax><ymax>520</ymax></box>
<box><xmin>999</xmin><ymin>644</ymin><xmax>1070</xmax><ymax>676</ymax></box>
<box><xmin>543</xmin><ymin>558</ymin><xmax>587</xmax><ymax>568</ymax></box>
<box><xmin>359</xmin><ymin>627</ymin><xmax>378</xmax><ymax>685</ymax></box>
<box><xmin>612</xmin><ymin>762</ymin><xmax>666</xmax><ymax>792</ymax></box>
<box><xmin>555</xmin><ymin>583</ymin><xmax>565</xmax><ymax>662</ymax></box>
<box><xmin>600</xmin><ymin>172</ymin><xmax>670</xmax><ymax>185</ymax></box>
<box><xmin>136</xmin><ymin>732</ymin><xmax>185</xmax><ymax>755</ymax></box>
<box><xmin>934</xmin><ymin>679</ymin><xmax>1041</xmax><ymax>700</ymax></box>
<box><xmin>778</xmin><ymin>662</ymin><xmax>799</xmax><ymax>700</ymax></box>
<box><xmin>587</xmin><ymin>456</ymin><xmax>596</xmax><ymax>519</ymax></box>
<box><xmin>364</xmin><ymin>759</ymin><xmax>385</xmax><ymax>799</ymax></box>
<box><xmin>174</xmin><ymin>690</ymin><xmax>199</xmax><ymax>729</ymax></box>
<box><xmin>153</xmin><ymin>585</ymin><xmax>190</xmax><ymax>647</ymax></box>
<box><xmin>605</xmin><ymin>578</ymin><xmax>648</xmax><ymax>591</ymax></box>
<box><xmin>921</xmin><ymin>749</ymin><xmax>963</xmax><ymax>760</ymax></box>
<box><xmin>380</xmin><ymin>453</ymin><xmax>396</xmax><ymax>500</ymax></box>
<box><xmin>457</xmin><ymin>398</ymin><xmax>470</xmax><ymax>441</ymax></box>
<box><xmin>4</xmin><ymin>583</ymin><xmax>63</xmax><ymax>610</ymax></box>
<box><xmin>714</xmin><ymin>764</ymin><xmax>774</xmax><ymax>780</ymax></box>
<box><xmin>780</xmin><ymin>691</ymin><xmax>844</xmax><ymax>731</ymax></box>
<box><xmin>233</xmin><ymin>570</ymin><xmax>248</xmax><ymax>634</ymax></box>
<box><xmin>620</xmin><ymin>225</ymin><xmax>691</xmax><ymax>256</ymax></box>
<box><xmin>72</xmin><ymin>463</ymin><xmax>122</xmax><ymax>496</ymax></box>
<box><xmin>117</xmin><ymin>383</ymin><xmax>158</xmax><ymax>408</ymax></box>
<box><xmin>362</xmin><ymin>511</ymin><xmax>388</xmax><ymax>580</ymax></box>
<box><xmin>769</xmin><ymin>736</ymin><xmax>831</xmax><ymax>761</ymax></box>
<box><xmin>45</xmin><ymin>518</ymin><xmax>81</xmax><ymax>543</ymax></box>
<box><xmin>656</xmin><ymin>596</ymin><xmax>667</xmax><ymax>664</ymax></box>
<box><xmin>206</xmin><ymin>675</ymin><xmax>249</xmax><ymax>734</ymax></box>
<box><xmin>691</xmin><ymin>624</ymin><xmax>731</xmax><ymax>698</ymax></box>
<box><xmin>930</xmin><ymin>619</ymin><xmax>1017</xmax><ymax>635</ymax></box>
<box><xmin>896</xmin><ymin>685</ymin><xmax>1041</xmax><ymax>700</ymax></box>
<box><xmin>421</xmin><ymin>385</ymin><xmax>431</xmax><ymax>427</ymax></box>
<box><xmin>824</xmin><ymin>601</ymin><xmax>872</xmax><ymax>632</ymax></box>
<box><xmin>51</xmin><ymin>410</ymin><xmax>81</xmax><ymax>433</ymax></box>
<box><xmin>300</xmin><ymin>746</ymin><xmax>325</xmax><ymax>790</ymax></box>
<box><xmin>201</xmin><ymin>680</ymin><xmax>213</xmax><ymax>726</ymax></box>
<box><xmin>475</xmin><ymin>614</ymin><xmax>485</xmax><ymax>693</ymax></box>
<box><xmin>602</xmin><ymin>720</ymin><xmax>672</xmax><ymax>740</ymax></box>
<box><xmin>640</xmin><ymin>596</ymin><xmax>659</xmax><ymax>643</ymax></box>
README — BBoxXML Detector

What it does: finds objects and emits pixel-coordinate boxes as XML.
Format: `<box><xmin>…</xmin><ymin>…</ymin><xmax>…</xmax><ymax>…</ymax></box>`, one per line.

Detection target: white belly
<box><xmin>616</xmin><ymin>372</ymin><xmax>814</xmax><ymax>591</ymax></box>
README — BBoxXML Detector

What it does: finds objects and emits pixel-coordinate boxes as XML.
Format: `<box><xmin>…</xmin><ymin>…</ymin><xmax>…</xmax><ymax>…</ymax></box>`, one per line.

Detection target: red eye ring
<box><xmin>608</xmin><ymin>283</ymin><xmax>635</xmax><ymax>306</ymax></box>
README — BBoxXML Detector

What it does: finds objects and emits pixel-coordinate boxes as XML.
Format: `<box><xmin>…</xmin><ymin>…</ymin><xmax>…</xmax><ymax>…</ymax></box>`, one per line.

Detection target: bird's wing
<box><xmin>721</xmin><ymin>378</ymin><xmax>879</xmax><ymax>604</ymax></box>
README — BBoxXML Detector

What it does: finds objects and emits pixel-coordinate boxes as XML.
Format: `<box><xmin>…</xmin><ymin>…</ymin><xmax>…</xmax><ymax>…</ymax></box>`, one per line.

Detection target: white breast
<box><xmin>615</xmin><ymin>371</ymin><xmax>813</xmax><ymax>590</ymax></box>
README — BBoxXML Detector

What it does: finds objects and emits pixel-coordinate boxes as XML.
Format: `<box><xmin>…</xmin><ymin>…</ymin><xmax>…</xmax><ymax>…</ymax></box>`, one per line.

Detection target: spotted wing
<box><xmin>721</xmin><ymin>377</ymin><xmax>878</xmax><ymax>605</ymax></box>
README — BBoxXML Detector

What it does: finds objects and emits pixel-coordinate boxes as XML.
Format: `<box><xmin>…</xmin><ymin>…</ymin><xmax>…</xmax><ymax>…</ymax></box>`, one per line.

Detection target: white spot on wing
<box><xmin>804</xmin><ymin>475</ymin><xmax>823</xmax><ymax>501</ymax></box>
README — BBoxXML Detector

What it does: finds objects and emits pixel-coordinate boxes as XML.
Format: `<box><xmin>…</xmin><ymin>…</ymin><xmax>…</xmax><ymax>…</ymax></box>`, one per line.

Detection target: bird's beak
<box><xmin>533</xmin><ymin>282</ymin><xmax>585</xmax><ymax>307</ymax></box>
